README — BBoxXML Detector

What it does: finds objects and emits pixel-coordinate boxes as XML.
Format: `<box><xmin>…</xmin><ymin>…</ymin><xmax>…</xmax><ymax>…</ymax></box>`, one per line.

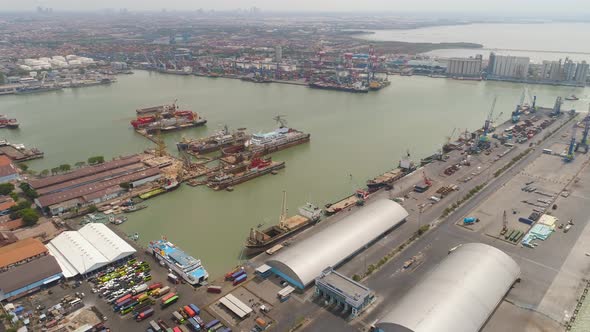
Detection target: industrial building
<box><xmin>488</xmin><ymin>54</ymin><xmax>530</xmax><ymax>79</ymax></box>
<box><xmin>0</xmin><ymin>238</ymin><xmax>48</xmax><ymax>272</ymax></box>
<box><xmin>265</xmin><ymin>199</ymin><xmax>408</xmax><ymax>289</ymax></box>
<box><xmin>446</xmin><ymin>56</ymin><xmax>482</xmax><ymax>77</ymax></box>
<box><xmin>315</xmin><ymin>267</ymin><xmax>375</xmax><ymax>318</ymax></box>
<box><xmin>0</xmin><ymin>156</ymin><xmax>20</xmax><ymax>184</ymax></box>
<box><xmin>32</xmin><ymin>157</ymin><xmax>162</xmax><ymax>215</ymax></box>
<box><xmin>375</xmin><ymin>243</ymin><xmax>520</xmax><ymax>332</ymax></box>
<box><xmin>0</xmin><ymin>255</ymin><xmax>62</xmax><ymax>301</ymax></box>
<box><xmin>47</xmin><ymin>223</ymin><xmax>136</xmax><ymax>278</ymax></box>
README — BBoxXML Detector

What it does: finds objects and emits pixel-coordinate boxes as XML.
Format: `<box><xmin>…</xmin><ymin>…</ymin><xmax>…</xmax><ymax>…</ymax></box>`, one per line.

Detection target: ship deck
<box><xmin>371</xmin><ymin>168</ymin><xmax>404</xmax><ymax>183</ymax></box>
<box><xmin>326</xmin><ymin>194</ymin><xmax>358</xmax><ymax>213</ymax></box>
<box><xmin>283</xmin><ymin>215</ymin><xmax>309</xmax><ymax>230</ymax></box>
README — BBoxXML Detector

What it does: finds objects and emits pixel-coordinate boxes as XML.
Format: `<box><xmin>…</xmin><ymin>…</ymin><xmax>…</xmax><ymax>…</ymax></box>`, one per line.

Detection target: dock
<box><xmin>0</xmin><ymin>144</ymin><xmax>44</xmax><ymax>162</ymax></box>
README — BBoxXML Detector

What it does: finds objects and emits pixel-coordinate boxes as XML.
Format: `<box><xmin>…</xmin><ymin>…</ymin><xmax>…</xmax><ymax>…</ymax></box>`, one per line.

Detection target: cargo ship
<box><xmin>177</xmin><ymin>126</ymin><xmax>249</xmax><ymax>154</ymax></box>
<box><xmin>206</xmin><ymin>157</ymin><xmax>285</xmax><ymax>191</ymax></box>
<box><xmin>244</xmin><ymin>191</ymin><xmax>322</xmax><ymax>256</ymax></box>
<box><xmin>368</xmin><ymin>80</ymin><xmax>391</xmax><ymax>91</ymax></box>
<box><xmin>247</xmin><ymin>118</ymin><xmax>310</xmax><ymax>154</ymax></box>
<box><xmin>15</xmin><ymin>85</ymin><xmax>62</xmax><ymax>94</ymax></box>
<box><xmin>148</xmin><ymin>239</ymin><xmax>208</xmax><ymax>285</ymax></box>
<box><xmin>309</xmin><ymin>81</ymin><xmax>369</xmax><ymax>93</ymax></box>
<box><xmin>366</xmin><ymin>155</ymin><xmax>416</xmax><ymax>192</ymax></box>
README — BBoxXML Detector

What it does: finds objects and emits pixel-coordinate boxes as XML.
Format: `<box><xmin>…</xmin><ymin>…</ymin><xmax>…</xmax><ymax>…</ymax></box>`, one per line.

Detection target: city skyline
<box><xmin>4</xmin><ymin>0</ymin><xmax>590</xmax><ymax>14</ymax></box>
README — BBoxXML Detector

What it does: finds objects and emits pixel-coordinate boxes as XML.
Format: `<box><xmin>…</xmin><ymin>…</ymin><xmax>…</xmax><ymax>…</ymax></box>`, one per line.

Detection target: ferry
<box><xmin>148</xmin><ymin>239</ymin><xmax>208</xmax><ymax>285</ymax></box>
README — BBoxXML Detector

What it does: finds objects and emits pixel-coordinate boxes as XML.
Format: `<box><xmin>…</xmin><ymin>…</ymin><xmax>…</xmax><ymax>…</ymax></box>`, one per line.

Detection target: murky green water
<box><xmin>0</xmin><ymin>71</ymin><xmax>587</xmax><ymax>277</ymax></box>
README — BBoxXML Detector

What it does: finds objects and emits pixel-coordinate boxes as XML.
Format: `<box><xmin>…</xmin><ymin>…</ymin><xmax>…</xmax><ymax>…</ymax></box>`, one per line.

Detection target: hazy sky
<box><xmin>4</xmin><ymin>0</ymin><xmax>590</xmax><ymax>14</ymax></box>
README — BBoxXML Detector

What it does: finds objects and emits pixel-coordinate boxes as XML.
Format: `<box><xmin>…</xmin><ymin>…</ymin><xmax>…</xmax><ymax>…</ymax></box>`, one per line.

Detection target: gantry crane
<box><xmin>576</xmin><ymin>106</ymin><xmax>590</xmax><ymax>153</ymax></box>
<box><xmin>564</xmin><ymin>124</ymin><xmax>577</xmax><ymax>162</ymax></box>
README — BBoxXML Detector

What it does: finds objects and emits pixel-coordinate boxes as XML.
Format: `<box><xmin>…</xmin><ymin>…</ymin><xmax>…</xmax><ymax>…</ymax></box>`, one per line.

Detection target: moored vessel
<box><xmin>244</xmin><ymin>191</ymin><xmax>321</xmax><ymax>256</ymax></box>
<box><xmin>148</xmin><ymin>239</ymin><xmax>209</xmax><ymax>285</ymax></box>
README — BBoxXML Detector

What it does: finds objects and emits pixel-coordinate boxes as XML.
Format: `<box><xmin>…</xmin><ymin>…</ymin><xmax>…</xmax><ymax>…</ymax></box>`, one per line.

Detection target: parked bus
<box><xmin>186</xmin><ymin>318</ymin><xmax>201</xmax><ymax>331</ymax></box>
<box><xmin>172</xmin><ymin>311</ymin><xmax>185</xmax><ymax>324</ymax></box>
<box><xmin>188</xmin><ymin>304</ymin><xmax>201</xmax><ymax>316</ymax></box>
<box><xmin>206</xmin><ymin>286</ymin><xmax>222</xmax><ymax>294</ymax></box>
<box><xmin>204</xmin><ymin>320</ymin><xmax>220</xmax><ymax>330</ymax></box>
<box><xmin>183</xmin><ymin>305</ymin><xmax>196</xmax><ymax>318</ymax></box>
<box><xmin>121</xmin><ymin>301</ymin><xmax>139</xmax><ymax>315</ymax></box>
<box><xmin>149</xmin><ymin>320</ymin><xmax>162</xmax><ymax>332</ymax></box>
<box><xmin>136</xmin><ymin>308</ymin><xmax>154</xmax><ymax>322</ymax></box>
<box><xmin>116</xmin><ymin>294</ymin><xmax>132</xmax><ymax>305</ymax></box>
<box><xmin>161</xmin><ymin>295</ymin><xmax>179</xmax><ymax>308</ymax></box>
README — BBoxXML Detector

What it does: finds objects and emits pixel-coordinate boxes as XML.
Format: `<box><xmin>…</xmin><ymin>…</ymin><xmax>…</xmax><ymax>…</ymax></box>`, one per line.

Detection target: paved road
<box><xmin>304</xmin><ymin>114</ymin><xmax>580</xmax><ymax>331</ymax></box>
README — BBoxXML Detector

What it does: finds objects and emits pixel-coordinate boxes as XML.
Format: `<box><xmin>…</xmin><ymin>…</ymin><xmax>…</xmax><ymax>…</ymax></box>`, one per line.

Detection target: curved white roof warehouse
<box><xmin>376</xmin><ymin>243</ymin><xmax>520</xmax><ymax>332</ymax></box>
<box><xmin>266</xmin><ymin>199</ymin><xmax>408</xmax><ymax>288</ymax></box>
<box><xmin>47</xmin><ymin>223</ymin><xmax>136</xmax><ymax>278</ymax></box>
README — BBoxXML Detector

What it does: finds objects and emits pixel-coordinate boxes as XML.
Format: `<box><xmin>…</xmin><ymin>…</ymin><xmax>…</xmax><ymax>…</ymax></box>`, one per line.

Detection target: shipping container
<box><xmin>188</xmin><ymin>304</ymin><xmax>201</xmax><ymax>316</ymax></box>
<box><xmin>136</xmin><ymin>308</ymin><xmax>154</xmax><ymax>322</ymax></box>
<box><xmin>233</xmin><ymin>274</ymin><xmax>247</xmax><ymax>286</ymax></box>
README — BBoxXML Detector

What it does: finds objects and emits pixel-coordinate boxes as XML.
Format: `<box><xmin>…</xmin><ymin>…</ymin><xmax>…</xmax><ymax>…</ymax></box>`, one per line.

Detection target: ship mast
<box><xmin>279</xmin><ymin>190</ymin><xmax>288</xmax><ymax>228</ymax></box>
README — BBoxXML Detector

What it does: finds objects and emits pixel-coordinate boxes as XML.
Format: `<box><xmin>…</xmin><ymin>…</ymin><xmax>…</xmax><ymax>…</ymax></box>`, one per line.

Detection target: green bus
<box><xmin>161</xmin><ymin>295</ymin><xmax>179</xmax><ymax>308</ymax></box>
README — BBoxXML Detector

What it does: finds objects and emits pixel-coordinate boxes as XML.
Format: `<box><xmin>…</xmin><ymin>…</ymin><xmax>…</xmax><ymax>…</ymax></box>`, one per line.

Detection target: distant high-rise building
<box><xmin>446</xmin><ymin>56</ymin><xmax>482</xmax><ymax>77</ymax></box>
<box><xmin>489</xmin><ymin>55</ymin><xmax>530</xmax><ymax>79</ymax></box>
<box><xmin>574</xmin><ymin>61</ymin><xmax>589</xmax><ymax>84</ymax></box>
<box><xmin>563</xmin><ymin>58</ymin><xmax>577</xmax><ymax>81</ymax></box>
<box><xmin>275</xmin><ymin>45</ymin><xmax>283</xmax><ymax>63</ymax></box>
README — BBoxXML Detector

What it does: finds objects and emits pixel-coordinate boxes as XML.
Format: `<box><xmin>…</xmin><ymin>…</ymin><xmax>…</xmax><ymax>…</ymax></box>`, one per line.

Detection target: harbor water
<box><xmin>0</xmin><ymin>70</ymin><xmax>588</xmax><ymax>277</ymax></box>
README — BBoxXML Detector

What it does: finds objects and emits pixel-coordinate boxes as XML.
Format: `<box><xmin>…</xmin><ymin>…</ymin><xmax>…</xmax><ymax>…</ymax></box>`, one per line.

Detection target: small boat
<box><xmin>123</xmin><ymin>204</ymin><xmax>148</xmax><ymax>213</ymax></box>
<box><xmin>565</xmin><ymin>95</ymin><xmax>579</xmax><ymax>101</ymax></box>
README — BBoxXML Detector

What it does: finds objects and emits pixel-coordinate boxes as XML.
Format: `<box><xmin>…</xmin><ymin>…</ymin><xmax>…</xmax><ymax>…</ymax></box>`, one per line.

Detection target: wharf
<box><xmin>0</xmin><ymin>144</ymin><xmax>44</xmax><ymax>162</ymax></box>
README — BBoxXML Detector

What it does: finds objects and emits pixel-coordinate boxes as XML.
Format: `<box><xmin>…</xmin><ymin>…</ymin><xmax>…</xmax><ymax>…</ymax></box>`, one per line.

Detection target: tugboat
<box><xmin>244</xmin><ymin>191</ymin><xmax>322</xmax><ymax>256</ymax></box>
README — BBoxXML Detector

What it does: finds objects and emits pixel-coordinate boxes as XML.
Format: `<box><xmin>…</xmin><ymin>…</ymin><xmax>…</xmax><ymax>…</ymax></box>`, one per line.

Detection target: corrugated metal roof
<box><xmin>47</xmin><ymin>223</ymin><xmax>136</xmax><ymax>277</ymax></box>
<box><xmin>0</xmin><ymin>255</ymin><xmax>62</xmax><ymax>293</ymax></box>
<box><xmin>0</xmin><ymin>238</ymin><xmax>47</xmax><ymax>269</ymax></box>
<box><xmin>266</xmin><ymin>199</ymin><xmax>408</xmax><ymax>288</ymax></box>
<box><xmin>376</xmin><ymin>243</ymin><xmax>520</xmax><ymax>332</ymax></box>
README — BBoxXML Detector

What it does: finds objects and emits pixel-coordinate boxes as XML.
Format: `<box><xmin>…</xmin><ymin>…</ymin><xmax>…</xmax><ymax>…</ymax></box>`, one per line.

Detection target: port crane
<box><xmin>278</xmin><ymin>190</ymin><xmax>288</xmax><ymax>229</ymax></box>
<box><xmin>482</xmin><ymin>96</ymin><xmax>498</xmax><ymax>139</ymax></box>
<box><xmin>422</xmin><ymin>171</ymin><xmax>433</xmax><ymax>187</ymax></box>
<box><xmin>575</xmin><ymin>107</ymin><xmax>590</xmax><ymax>153</ymax></box>
<box><xmin>551</xmin><ymin>96</ymin><xmax>562</xmax><ymax>117</ymax></box>
<box><xmin>349</xmin><ymin>174</ymin><xmax>369</xmax><ymax>206</ymax></box>
<box><xmin>564</xmin><ymin>124</ymin><xmax>577</xmax><ymax>162</ymax></box>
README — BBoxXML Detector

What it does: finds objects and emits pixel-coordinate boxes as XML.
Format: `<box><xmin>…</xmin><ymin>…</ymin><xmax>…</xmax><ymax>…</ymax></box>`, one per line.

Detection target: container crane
<box><xmin>575</xmin><ymin>106</ymin><xmax>590</xmax><ymax>153</ymax></box>
<box><xmin>564</xmin><ymin>124</ymin><xmax>577</xmax><ymax>162</ymax></box>
<box><xmin>480</xmin><ymin>96</ymin><xmax>497</xmax><ymax>146</ymax></box>
<box><xmin>551</xmin><ymin>97</ymin><xmax>562</xmax><ymax>117</ymax></box>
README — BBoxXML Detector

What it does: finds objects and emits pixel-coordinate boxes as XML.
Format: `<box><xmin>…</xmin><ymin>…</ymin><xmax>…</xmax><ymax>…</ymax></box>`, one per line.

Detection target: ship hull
<box><xmin>208</xmin><ymin>162</ymin><xmax>285</xmax><ymax>190</ymax></box>
<box><xmin>243</xmin><ymin>220</ymin><xmax>316</xmax><ymax>256</ymax></box>
<box><xmin>250</xmin><ymin>134</ymin><xmax>310</xmax><ymax>155</ymax></box>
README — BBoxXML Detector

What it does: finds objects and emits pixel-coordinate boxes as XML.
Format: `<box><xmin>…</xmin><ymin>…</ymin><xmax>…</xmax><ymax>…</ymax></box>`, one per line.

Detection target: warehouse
<box><xmin>375</xmin><ymin>243</ymin><xmax>520</xmax><ymax>332</ymax></box>
<box><xmin>0</xmin><ymin>156</ymin><xmax>20</xmax><ymax>184</ymax></box>
<box><xmin>0</xmin><ymin>238</ymin><xmax>48</xmax><ymax>272</ymax></box>
<box><xmin>35</xmin><ymin>167</ymin><xmax>161</xmax><ymax>215</ymax></box>
<box><xmin>266</xmin><ymin>199</ymin><xmax>408</xmax><ymax>288</ymax></box>
<box><xmin>0</xmin><ymin>255</ymin><xmax>62</xmax><ymax>301</ymax></box>
<box><xmin>47</xmin><ymin>223</ymin><xmax>136</xmax><ymax>278</ymax></box>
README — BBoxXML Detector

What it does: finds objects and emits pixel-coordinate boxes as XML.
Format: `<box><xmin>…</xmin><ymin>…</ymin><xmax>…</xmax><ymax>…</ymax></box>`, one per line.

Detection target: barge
<box><xmin>207</xmin><ymin>158</ymin><xmax>285</xmax><ymax>191</ymax></box>
<box><xmin>309</xmin><ymin>81</ymin><xmax>369</xmax><ymax>93</ymax></box>
<box><xmin>148</xmin><ymin>239</ymin><xmax>208</xmax><ymax>285</ymax></box>
<box><xmin>244</xmin><ymin>192</ymin><xmax>322</xmax><ymax>256</ymax></box>
<box><xmin>366</xmin><ymin>156</ymin><xmax>416</xmax><ymax>192</ymax></box>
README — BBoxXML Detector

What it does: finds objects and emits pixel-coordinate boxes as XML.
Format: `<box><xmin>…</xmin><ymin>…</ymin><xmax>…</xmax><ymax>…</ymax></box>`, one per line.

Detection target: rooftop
<box><xmin>0</xmin><ymin>238</ymin><xmax>47</xmax><ymax>269</ymax></box>
<box><xmin>29</xmin><ymin>155</ymin><xmax>140</xmax><ymax>189</ymax></box>
<box><xmin>0</xmin><ymin>255</ymin><xmax>61</xmax><ymax>294</ymax></box>
<box><xmin>316</xmin><ymin>268</ymin><xmax>373</xmax><ymax>308</ymax></box>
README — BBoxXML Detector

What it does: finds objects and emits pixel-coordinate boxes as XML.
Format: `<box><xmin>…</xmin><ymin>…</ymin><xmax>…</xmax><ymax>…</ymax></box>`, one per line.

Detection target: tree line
<box><xmin>38</xmin><ymin>155</ymin><xmax>105</xmax><ymax>177</ymax></box>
